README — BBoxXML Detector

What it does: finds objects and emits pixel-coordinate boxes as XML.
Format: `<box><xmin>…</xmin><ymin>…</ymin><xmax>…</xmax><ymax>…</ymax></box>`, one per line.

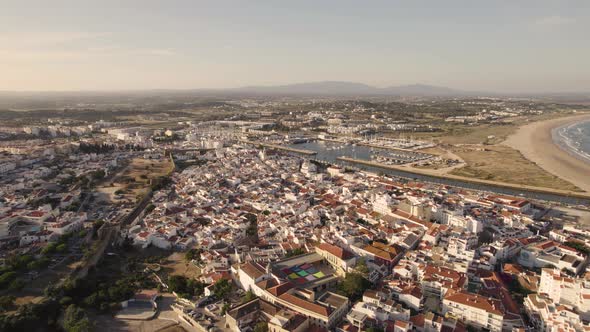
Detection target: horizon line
<box><xmin>0</xmin><ymin>80</ymin><xmax>588</xmax><ymax>96</ymax></box>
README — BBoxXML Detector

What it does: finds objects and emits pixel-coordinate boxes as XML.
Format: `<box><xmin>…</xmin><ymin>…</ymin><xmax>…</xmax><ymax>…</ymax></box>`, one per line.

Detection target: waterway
<box><xmin>289</xmin><ymin>141</ymin><xmax>590</xmax><ymax>206</ymax></box>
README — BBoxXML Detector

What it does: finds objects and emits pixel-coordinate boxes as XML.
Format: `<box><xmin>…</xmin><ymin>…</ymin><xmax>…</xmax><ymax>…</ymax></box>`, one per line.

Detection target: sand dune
<box><xmin>504</xmin><ymin>113</ymin><xmax>590</xmax><ymax>193</ymax></box>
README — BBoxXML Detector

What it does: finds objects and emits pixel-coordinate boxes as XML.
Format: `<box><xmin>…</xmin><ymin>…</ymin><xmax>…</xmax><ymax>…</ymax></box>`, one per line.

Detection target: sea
<box><xmin>553</xmin><ymin>119</ymin><xmax>590</xmax><ymax>164</ymax></box>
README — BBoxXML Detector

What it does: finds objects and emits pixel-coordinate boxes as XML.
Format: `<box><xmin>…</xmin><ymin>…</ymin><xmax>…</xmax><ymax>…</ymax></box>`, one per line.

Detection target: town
<box><xmin>1</xmin><ymin>99</ymin><xmax>590</xmax><ymax>332</ymax></box>
<box><xmin>3</xmin><ymin>1</ymin><xmax>590</xmax><ymax>331</ymax></box>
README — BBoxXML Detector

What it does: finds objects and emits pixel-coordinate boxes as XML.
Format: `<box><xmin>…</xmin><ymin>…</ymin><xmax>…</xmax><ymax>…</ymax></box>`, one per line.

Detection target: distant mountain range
<box><xmin>2</xmin><ymin>82</ymin><xmax>589</xmax><ymax>101</ymax></box>
<box><xmin>233</xmin><ymin>81</ymin><xmax>468</xmax><ymax>96</ymax></box>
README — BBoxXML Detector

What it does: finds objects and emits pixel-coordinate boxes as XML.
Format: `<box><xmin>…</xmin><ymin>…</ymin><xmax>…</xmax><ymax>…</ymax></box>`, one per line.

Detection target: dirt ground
<box><xmin>160</xmin><ymin>252</ymin><xmax>201</xmax><ymax>280</ymax></box>
<box><xmin>96</xmin><ymin>157</ymin><xmax>172</xmax><ymax>205</ymax></box>
<box><xmin>552</xmin><ymin>207</ymin><xmax>590</xmax><ymax>227</ymax></box>
<box><xmin>94</xmin><ymin>294</ymin><xmax>192</xmax><ymax>332</ymax></box>
<box><xmin>448</xmin><ymin>145</ymin><xmax>580</xmax><ymax>191</ymax></box>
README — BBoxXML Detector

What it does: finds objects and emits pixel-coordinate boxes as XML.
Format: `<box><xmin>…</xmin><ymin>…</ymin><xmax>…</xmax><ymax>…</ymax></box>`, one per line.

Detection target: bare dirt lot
<box><xmin>96</xmin><ymin>157</ymin><xmax>172</xmax><ymax>205</ymax></box>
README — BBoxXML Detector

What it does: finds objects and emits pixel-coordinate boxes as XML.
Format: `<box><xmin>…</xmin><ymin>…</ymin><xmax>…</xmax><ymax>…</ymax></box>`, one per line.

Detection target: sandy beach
<box><xmin>504</xmin><ymin>113</ymin><xmax>590</xmax><ymax>193</ymax></box>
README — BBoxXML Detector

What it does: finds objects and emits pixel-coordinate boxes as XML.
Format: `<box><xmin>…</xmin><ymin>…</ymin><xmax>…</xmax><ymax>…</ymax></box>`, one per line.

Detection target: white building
<box><xmin>373</xmin><ymin>194</ymin><xmax>394</xmax><ymax>215</ymax></box>
<box><xmin>525</xmin><ymin>293</ymin><xmax>588</xmax><ymax>332</ymax></box>
<box><xmin>538</xmin><ymin>268</ymin><xmax>590</xmax><ymax>320</ymax></box>
<box><xmin>442</xmin><ymin>292</ymin><xmax>504</xmax><ymax>332</ymax></box>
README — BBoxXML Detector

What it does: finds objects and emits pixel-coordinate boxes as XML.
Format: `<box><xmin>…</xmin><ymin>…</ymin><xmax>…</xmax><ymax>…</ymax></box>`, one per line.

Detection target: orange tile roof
<box><xmin>445</xmin><ymin>291</ymin><xmax>503</xmax><ymax>316</ymax></box>
<box><xmin>317</xmin><ymin>243</ymin><xmax>354</xmax><ymax>260</ymax></box>
<box><xmin>279</xmin><ymin>293</ymin><xmax>331</xmax><ymax>317</ymax></box>
<box><xmin>241</xmin><ymin>262</ymin><xmax>266</xmax><ymax>279</ymax></box>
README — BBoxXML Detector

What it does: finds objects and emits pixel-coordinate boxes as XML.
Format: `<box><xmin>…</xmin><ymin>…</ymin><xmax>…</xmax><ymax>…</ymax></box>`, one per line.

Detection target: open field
<box><xmin>449</xmin><ymin>145</ymin><xmax>581</xmax><ymax>192</ymax></box>
<box><xmin>400</xmin><ymin>122</ymin><xmax>520</xmax><ymax>145</ymax></box>
<box><xmin>403</xmin><ymin>111</ymin><xmax>589</xmax><ymax>191</ymax></box>
<box><xmin>96</xmin><ymin>157</ymin><xmax>173</xmax><ymax>205</ymax></box>
<box><xmin>438</xmin><ymin>123</ymin><xmax>519</xmax><ymax>145</ymax></box>
<box><xmin>409</xmin><ymin>112</ymin><xmax>580</xmax><ymax>145</ymax></box>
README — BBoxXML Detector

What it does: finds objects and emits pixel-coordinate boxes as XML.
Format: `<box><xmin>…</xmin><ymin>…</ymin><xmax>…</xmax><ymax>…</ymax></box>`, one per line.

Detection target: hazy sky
<box><xmin>1</xmin><ymin>0</ymin><xmax>589</xmax><ymax>92</ymax></box>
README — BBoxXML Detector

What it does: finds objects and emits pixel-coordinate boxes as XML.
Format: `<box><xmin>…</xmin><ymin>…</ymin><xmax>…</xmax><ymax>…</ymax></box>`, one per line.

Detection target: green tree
<box><xmin>92</xmin><ymin>170</ymin><xmax>105</xmax><ymax>180</ymax></box>
<box><xmin>56</xmin><ymin>243</ymin><xmax>68</xmax><ymax>253</ymax></box>
<box><xmin>63</xmin><ymin>304</ymin><xmax>91</xmax><ymax>332</ymax></box>
<box><xmin>213</xmin><ymin>279</ymin><xmax>232</xmax><ymax>299</ymax></box>
<box><xmin>9</xmin><ymin>279</ymin><xmax>25</xmax><ymax>291</ymax></box>
<box><xmin>221</xmin><ymin>303</ymin><xmax>230</xmax><ymax>315</ymax></box>
<box><xmin>167</xmin><ymin>275</ymin><xmax>204</xmax><ymax>298</ymax></box>
<box><xmin>565</xmin><ymin>241</ymin><xmax>590</xmax><ymax>255</ymax></box>
<box><xmin>0</xmin><ymin>295</ymin><xmax>15</xmax><ymax>311</ymax></box>
<box><xmin>185</xmin><ymin>248</ymin><xmax>201</xmax><ymax>262</ymax></box>
<box><xmin>27</xmin><ymin>257</ymin><xmax>50</xmax><ymax>270</ymax></box>
<box><xmin>6</xmin><ymin>254</ymin><xmax>34</xmax><ymax>270</ymax></box>
<box><xmin>242</xmin><ymin>290</ymin><xmax>257</xmax><ymax>303</ymax></box>
<box><xmin>82</xmin><ymin>293</ymin><xmax>99</xmax><ymax>308</ymax></box>
<box><xmin>366</xmin><ymin>328</ymin><xmax>384</xmax><ymax>332</ymax></box>
<box><xmin>285</xmin><ymin>248</ymin><xmax>305</xmax><ymax>257</ymax></box>
<box><xmin>42</xmin><ymin>242</ymin><xmax>58</xmax><ymax>255</ymax></box>
<box><xmin>145</xmin><ymin>203</ymin><xmax>155</xmax><ymax>213</ymax></box>
<box><xmin>337</xmin><ymin>272</ymin><xmax>371</xmax><ymax>302</ymax></box>
<box><xmin>0</xmin><ymin>272</ymin><xmax>17</xmax><ymax>290</ymax></box>
<box><xmin>355</xmin><ymin>257</ymin><xmax>370</xmax><ymax>277</ymax></box>
<box><xmin>60</xmin><ymin>296</ymin><xmax>73</xmax><ymax>306</ymax></box>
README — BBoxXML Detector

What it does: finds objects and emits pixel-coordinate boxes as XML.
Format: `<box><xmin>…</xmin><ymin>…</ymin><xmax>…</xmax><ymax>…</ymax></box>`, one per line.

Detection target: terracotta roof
<box><xmin>444</xmin><ymin>291</ymin><xmax>504</xmax><ymax>316</ymax></box>
<box><xmin>256</xmin><ymin>278</ymin><xmax>278</xmax><ymax>290</ymax></box>
<box><xmin>410</xmin><ymin>314</ymin><xmax>425</xmax><ymax>328</ymax></box>
<box><xmin>362</xmin><ymin>242</ymin><xmax>402</xmax><ymax>262</ymax></box>
<box><xmin>267</xmin><ymin>282</ymin><xmax>294</xmax><ymax>297</ymax></box>
<box><xmin>317</xmin><ymin>243</ymin><xmax>354</xmax><ymax>260</ymax></box>
<box><xmin>279</xmin><ymin>293</ymin><xmax>331</xmax><ymax>317</ymax></box>
<box><xmin>241</xmin><ymin>262</ymin><xmax>266</xmax><ymax>279</ymax></box>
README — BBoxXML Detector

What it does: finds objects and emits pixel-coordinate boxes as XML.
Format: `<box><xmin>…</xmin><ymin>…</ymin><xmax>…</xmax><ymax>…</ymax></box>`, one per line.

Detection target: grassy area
<box><xmin>450</xmin><ymin>145</ymin><xmax>581</xmax><ymax>191</ymax></box>
<box><xmin>438</xmin><ymin>123</ymin><xmax>519</xmax><ymax>145</ymax></box>
<box><xmin>409</xmin><ymin>111</ymin><xmax>579</xmax><ymax>145</ymax></box>
<box><xmin>393</xmin><ymin>122</ymin><xmax>519</xmax><ymax>145</ymax></box>
<box><xmin>160</xmin><ymin>252</ymin><xmax>201</xmax><ymax>280</ymax></box>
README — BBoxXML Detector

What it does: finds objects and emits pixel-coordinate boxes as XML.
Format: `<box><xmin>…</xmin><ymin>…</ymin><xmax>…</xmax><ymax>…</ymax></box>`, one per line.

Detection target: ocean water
<box><xmin>554</xmin><ymin>120</ymin><xmax>590</xmax><ymax>164</ymax></box>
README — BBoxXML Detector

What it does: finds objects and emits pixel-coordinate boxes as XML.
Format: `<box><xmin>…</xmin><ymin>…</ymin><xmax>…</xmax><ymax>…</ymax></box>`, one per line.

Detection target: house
<box><xmin>518</xmin><ymin>240</ymin><xmax>588</xmax><ymax>275</ymax></box>
<box><xmin>268</xmin><ymin>310</ymin><xmax>310</xmax><ymax>332</ymax></box>
<box><xmin>442</xmin><ymin>291</ymin><xmax>504</xmax><ymax>332</ymax></box>
<box><xmin>226</xmin><ymin>298</ymin><xmax>280</xmax><ymax>332</ymax></box>
<box><xmin>538</xmin><ymin>268</ymin><xmax>590</xmax><ymax>320</ymax></box>
<box><xmin>19</xmin><ymin>230</ymin><xmax>55</xmax><ymax>246</ymax></box>
<box><xmin>315</xmin><ymin>243</ymin><xmax>356</xmax><ymax>276</ymax></box>
<box><xmin>524</xmin><ymin>293</ymin><xmax>587</xmax><ymax>332</ymax></box>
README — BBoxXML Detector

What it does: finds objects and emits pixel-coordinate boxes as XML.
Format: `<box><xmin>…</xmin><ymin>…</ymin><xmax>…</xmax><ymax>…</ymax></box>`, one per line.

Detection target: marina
<box><xmin>289</xmin><ymin>140</ymin><xmax>433</xmax><ymax>166</ymax></box>
<box><xmin>287</xmin><ymin>141</ymin><xmax>590</xmax><ymax>206</ymax></box>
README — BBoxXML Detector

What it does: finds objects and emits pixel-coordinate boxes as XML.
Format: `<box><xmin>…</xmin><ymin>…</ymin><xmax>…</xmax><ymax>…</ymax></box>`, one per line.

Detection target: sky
<box><xmin>1</xmin><ymin>0</ymin><xmax>589</xmax><ymax>93</ymax></box>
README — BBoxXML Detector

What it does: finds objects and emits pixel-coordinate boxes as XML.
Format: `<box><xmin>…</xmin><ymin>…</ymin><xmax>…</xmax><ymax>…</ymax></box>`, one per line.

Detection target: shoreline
<box><xmin>552</xmin><ymin>120</ymin><xmax>590</xmax><ymax>164</ymax></box>
<box><xmin>504</xmin><ymin>113</ymin><xmax>590</xmax><ymax>193</ymax></box>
